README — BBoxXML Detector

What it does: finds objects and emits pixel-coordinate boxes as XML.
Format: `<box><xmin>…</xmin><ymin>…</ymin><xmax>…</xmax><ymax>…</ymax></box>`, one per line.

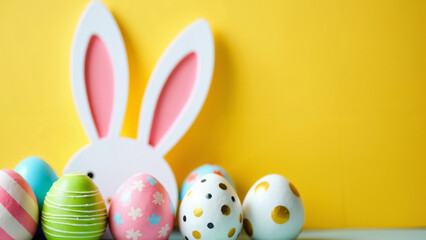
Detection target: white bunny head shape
<box><xmin>63</xmin><ymin>0</ymin><xmax>214</xmax><ymax>212</ymax></box>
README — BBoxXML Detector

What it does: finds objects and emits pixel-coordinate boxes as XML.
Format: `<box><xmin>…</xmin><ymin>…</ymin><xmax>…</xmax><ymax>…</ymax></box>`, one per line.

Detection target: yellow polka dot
<box><xmin>192</xmin><ymin>230</ymin><xmax>201</xmax><ymax>239</ymax></box>
<box><xmin>219</xmin><ymin>183</ymin><xmax>227</xmax><ymax>190</ymax></box>
<box><xmin>228</xmin><ymin>228</ymin><xmax>236</xmax><ymax>238</ymax></box>
<box><xmin>239</xmin><ymin>214</ymin><xmax>242</xmax><ymax>223</ymax></box>
<box><xmin>254</xmin><ymin>181</ymin><xmax>269</xmax><ymax>195</ymax></box>
<box><xmin>194</xmin><ymin>207</ymin><xmax>203</xmax><ymax>217</ymax></box>
<box><xmin>243</xmin><ymin>218</ymin><xmax>253</xmax><ymax>236</ymax></box>
<box><xmin>221</xmin><ymin>205</ymin><xmax>231</xmax><ymax>215</ymax></box>
<box><xmin>289</xmin><ymin>182</ymin><xmax>300</xmax><ymax>197</ymax></box>
<box><xmin>271</xmin><ymin>205</ymin><xmax>290</xmax><ymax>224</ymax></box>
<box><xmin>187</xmin><ymin>190</ymin><xmax>192</xmax><ymax>197</ymax></box>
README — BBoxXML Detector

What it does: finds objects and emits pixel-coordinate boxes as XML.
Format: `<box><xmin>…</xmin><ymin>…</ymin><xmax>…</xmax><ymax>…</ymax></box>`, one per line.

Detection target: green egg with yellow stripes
<box><xmin>41</xmin><ymin>173</ymin><xmax>107</xmax><ymax>240</ymax></box>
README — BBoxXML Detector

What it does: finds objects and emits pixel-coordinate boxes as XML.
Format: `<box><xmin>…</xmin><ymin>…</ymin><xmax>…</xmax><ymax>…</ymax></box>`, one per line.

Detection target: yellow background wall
<box><xmin>1</xmin><ymin>0</ymin><xmax>425</xmax><ymax>229</ymax></box>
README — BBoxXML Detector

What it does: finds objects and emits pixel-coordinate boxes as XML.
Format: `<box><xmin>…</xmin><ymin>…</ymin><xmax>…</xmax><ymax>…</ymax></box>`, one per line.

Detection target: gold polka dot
<box><xmin>187</xmin><ymin>190</ymin><xmax>192</xmax><ymax>197</ymax></box>
<box><xmin>228</xmin><ymin>228</ymin><xmax>236</xmax><ymax>238</ymax></box>
<box><xmin>271</xmin><ymin>205</ymin><xmax>290</xmax><ymax>224</ymax></box>
<box><xmin>289</xmin><ymin>182</ymin><xmax>300</xmax><ymax>197</ymax></box>
<box><xmin>221</xmin><ymin>205</ymin><xmax>231</xmax><ymax>215</ymax></box>
<box><xmin>194</xmin><ymin>207</ymin><xmax>203</xmax><ymax>217</ymax></box>
<box><xmin>239</xmin><ymin>214</ymin><xmax>242</xmax><ymax>223</ymax></box>
<box><xmin>219</xmin><ymin>183</ymin><xmax>227</xmax><ymax>190</ymax></box>
<box><xmin>243</xmin><ymin>218</ymin><xmax>253</xmax><ymax>236</ymax></box>
<box><xmin>192</xmin><ymin>230</ymin><xmax>201</xmax><ymax>239</ymax></box>
<box><xmin>254</xmin><ymin>181</ymin><xmax>269</xmax><ymax>194</ymax></box>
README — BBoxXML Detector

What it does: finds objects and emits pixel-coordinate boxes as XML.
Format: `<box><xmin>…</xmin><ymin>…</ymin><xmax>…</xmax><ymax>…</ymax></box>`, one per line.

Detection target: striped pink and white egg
<box><xmin>0</xmin><ymin>169</ymin><xmax>38</xmax><ymax>240</ymax></box>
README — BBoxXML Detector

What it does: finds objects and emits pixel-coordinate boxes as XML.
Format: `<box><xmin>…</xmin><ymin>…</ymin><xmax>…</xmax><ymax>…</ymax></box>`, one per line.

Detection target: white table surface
<box><xmin>169</xmin><ymin>229</ymin><xmax>426</xmax><ymax>240</ymax></box>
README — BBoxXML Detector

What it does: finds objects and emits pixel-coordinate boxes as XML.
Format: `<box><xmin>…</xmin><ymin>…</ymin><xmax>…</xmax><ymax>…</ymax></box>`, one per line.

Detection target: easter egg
<box><xmin>15</xmin><ymin>156</ymin><xmax>57</xmax><ymax>238</ymax></box>
<box><xmin>0</xmin><ymin>169</ymin><xmax>38</xmax><ymax>240</ymax></box>
<box><xmin>179</xmin><ymin>173</ymin><xmax>243</xmax><ymax>240</ymax></box>
<box><xmin>15</xmin><ymin>156</ymin><xmax>58</xmax><ymax>212</ymax></box>
<box><xmin>242</xmin><ymin>174</ymin><xmax>304</xmax><ymax>240</ymax></box>
<box><xmin>41</xmin><ymin>173</ymin><xmax>107</xmax><ymax>240</ymax></box>
<box><xmin>109</xmin><ymin>173</ymin><xmax>175</xmax><ymax>240</ymax></box>
<box><xmin>180</xmin><ymin>164</ymin><xmax>235</xmax><ymax>200</ymax></box>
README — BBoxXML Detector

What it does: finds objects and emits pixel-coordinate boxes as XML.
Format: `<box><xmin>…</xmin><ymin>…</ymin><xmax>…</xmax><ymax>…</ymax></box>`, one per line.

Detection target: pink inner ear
<box><xmin>85</xmin><ymin>35</ymin><xmax>114</xmax><ymax>138</ymax></box>
<box><xmin>149</xmin><ymin>52</ymin><xmax>197</xmax><ymax>147</ymax></box>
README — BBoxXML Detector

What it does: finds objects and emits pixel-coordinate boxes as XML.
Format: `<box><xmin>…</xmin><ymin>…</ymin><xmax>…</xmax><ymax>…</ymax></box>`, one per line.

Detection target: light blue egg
<box><xmin>179</xmin><ymin>164</ymin><xmax>235</xmax><ymax>200</ymax></box>
<box><xmin>15</xmin><ymin>156</ymin><xmax>58</xmax><ymax>211</ymax></box>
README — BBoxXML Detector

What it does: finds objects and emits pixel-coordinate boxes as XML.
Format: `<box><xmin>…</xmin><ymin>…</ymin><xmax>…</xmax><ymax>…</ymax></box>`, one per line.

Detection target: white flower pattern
<box><xmin>120</xmin><ymin>191</ymin><xmax>131</xmax><ymax>202</ymax></box>
<box><xmin>126</xmin><ymin>228</ymin><xmax>142</xmax><ymax>240</ymax></box>
<box><xmin>132</xmin><ymin>180</ymin><xmax>145</xmax><ymax>192</ymax></box>
<box><xmin>128</xmin><ymin>207</ymin><xmax>142</xmax><ymax>221</ymax></box>
<box><xmin>152</xmin><ymin>191</ymin><xmax>164</xmax><ymax>205</ymax></box>
<box><xmin>158</xmin><ymin>224</ymin><xmax>170</xmax><ymax>238</ymax></box>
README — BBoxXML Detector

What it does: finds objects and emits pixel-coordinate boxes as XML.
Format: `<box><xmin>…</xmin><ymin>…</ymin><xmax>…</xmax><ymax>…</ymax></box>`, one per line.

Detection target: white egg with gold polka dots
<box><xmin>179</xmin><ymin>173</ymin><xmax>243</xmax><ymax>240</ymax></box>
<box><xmin>242</xmin><ymin>174</ymin><xmax>304</xmax><ymax>240</ymax></box>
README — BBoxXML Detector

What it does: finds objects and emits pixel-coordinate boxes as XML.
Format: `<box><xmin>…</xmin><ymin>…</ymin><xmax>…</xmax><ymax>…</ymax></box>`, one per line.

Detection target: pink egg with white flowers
<box><xmin>109</xmin><ymin>173</ymin><xmax>174</xmax><ymax>240</ymax></box>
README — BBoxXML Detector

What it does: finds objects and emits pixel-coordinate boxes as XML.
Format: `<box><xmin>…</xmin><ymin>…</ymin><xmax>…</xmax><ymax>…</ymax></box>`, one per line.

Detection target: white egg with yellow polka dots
<box><xmin>179</xmin><ymin>173</ymin><xmax>243</xmax><ymax>240</ymax></box>
<box><xmin>242</xmin><ymin>174</ymin><xmax>304</xmax><ymax>240</ymax></box>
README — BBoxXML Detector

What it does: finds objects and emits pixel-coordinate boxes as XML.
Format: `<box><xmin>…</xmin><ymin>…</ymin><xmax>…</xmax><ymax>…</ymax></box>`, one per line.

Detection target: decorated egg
<box><xmin>15</xmin><ymin>156</ymin><xmax>58</xmax><ymax>212</ymax></box>
<box><xmin>109</xmin><ymin>173</ymin><xmax>174</xmax><ymax>240</ymax></box>
<box><xmin>179</xmin><ymin>173</ymin><xmax>243</xmax><ymax>240</ymax></box>
<box><xmin>41</xmin><ymin>173</ymin><xmax>107</xmax><ymax>240</ymax></box>
<box><xmin>0</xmin><ymin>169</ymin><xmax>38</xmax><ymax>240</ymax></box>
<box><xmin>180</xmin><ymin>164</ymin><xmax>235</xmax><ymax>200</ymax></box>
<box><xmin>15</xmin><ymin>156</ymin><xmax>57</xmax><ymax>238</ymax></box>
<box><xmin>242</xmin><ymin>174</ymin><xmax>304</xmax><ymax>240</ymax></box>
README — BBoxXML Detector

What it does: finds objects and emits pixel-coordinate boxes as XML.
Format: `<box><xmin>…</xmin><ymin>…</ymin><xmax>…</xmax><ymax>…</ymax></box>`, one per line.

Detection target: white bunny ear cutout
<box><xmin>137</xmin><ymin>19</ymin><xmax>214</xmax><ymax>156</ymax></box>
<box><xmin>70</xmin><ymin>1</ymin><xmax>128</xmax><ymax>141</ymax></box>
